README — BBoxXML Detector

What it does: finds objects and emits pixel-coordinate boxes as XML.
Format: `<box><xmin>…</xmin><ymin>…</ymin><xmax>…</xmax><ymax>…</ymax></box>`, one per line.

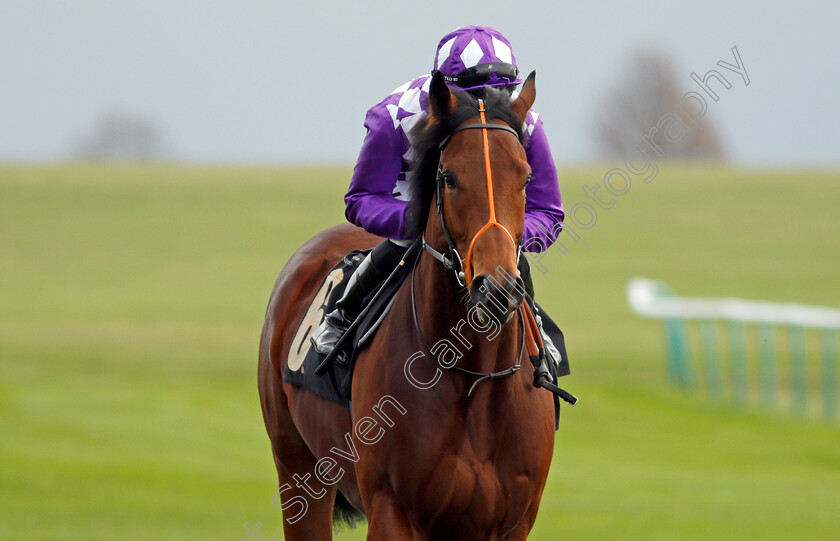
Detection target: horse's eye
<box><xmin>524</xmin><ymin>174</ymin><xmax>532</xmax><ymax>189</ymax></box>
<box><xmin>443</xmin><ymin>173</ymin><xmax>457</xmax><ymax>189</ymax></box>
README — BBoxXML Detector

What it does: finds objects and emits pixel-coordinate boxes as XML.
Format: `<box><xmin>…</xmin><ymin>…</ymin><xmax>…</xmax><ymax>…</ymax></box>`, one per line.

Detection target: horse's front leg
<box><xmin>365</xmin><ymin>491</ymin><xmax>426</xmax><ymax>541</ymax></box>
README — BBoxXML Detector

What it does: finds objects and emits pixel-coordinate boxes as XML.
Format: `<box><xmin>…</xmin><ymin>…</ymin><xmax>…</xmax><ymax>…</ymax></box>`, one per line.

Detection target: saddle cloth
<box><xmin>283</xmin><ymin>249</ymin><xmax>570</xmax><ymax>408</ymax></box>
<box><xmin>283</xmin><ymin>249</ymin><xmax>414</xmax><ymax>406</ymax></box>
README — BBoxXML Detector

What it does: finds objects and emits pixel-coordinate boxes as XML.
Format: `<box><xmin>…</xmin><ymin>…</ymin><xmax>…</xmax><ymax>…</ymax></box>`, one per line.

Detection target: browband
<box><xmin>438</xmin><ymin>123</ymin><xmax>519</xmax><ymax>150</ymax></box>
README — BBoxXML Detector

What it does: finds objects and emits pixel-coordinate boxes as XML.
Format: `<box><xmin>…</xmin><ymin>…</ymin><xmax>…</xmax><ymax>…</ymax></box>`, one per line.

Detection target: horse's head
<box><xmin>407</xmin><ymin>70</ymin><xmax>537</xmax><ymax>325</ymax></box>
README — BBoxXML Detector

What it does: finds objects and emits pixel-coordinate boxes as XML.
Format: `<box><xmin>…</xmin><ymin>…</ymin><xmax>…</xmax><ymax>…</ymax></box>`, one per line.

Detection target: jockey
<box><xmin>312</xmin><ymin>25</ymin><xmax>564</xmax><ymax>360</ymax></box>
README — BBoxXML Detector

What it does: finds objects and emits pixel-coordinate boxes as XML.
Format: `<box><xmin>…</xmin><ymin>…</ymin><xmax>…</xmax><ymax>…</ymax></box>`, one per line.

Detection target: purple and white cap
<box><xmin>433</xmin><ymin>26</ymin><xmax>522</xmax><ymax>91</ymax></box>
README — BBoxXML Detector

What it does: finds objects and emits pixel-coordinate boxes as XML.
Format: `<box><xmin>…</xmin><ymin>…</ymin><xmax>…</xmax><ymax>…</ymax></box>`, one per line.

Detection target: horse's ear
<box><xmin>429</xmin><ymin>70</ymin><xmax>456</xmax><ymax>120</ymax></box>
<box><xmin>511</xmin><ymin>71</ymin><xmax>536</xmax><ymax>124</ymax></box>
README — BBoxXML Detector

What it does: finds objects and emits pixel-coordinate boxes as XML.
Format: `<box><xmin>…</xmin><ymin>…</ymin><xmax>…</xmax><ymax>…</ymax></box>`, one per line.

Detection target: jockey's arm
<box><xmin>346</xmin><ymin>100</ymin><xmax>564</xmax><ymax>249</ymax></box>
<box><xmin>522</xmin><ymin>116</ymin><xmax>565</xmax><ymax>253</ymax></box>
<box><xmin>344</xmin><ymin>102</ymin><xmax>411</xmax><ymax>241</ymax></box>
<box><xmin>344</xmin><ymin>103</ymin><xmax>408</xmax><ymax>240</ymax></box>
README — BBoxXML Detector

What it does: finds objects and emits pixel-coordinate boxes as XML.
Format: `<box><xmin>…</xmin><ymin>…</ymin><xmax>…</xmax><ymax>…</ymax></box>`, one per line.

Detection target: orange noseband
<box><xmin>461</xmin><ymin>101</ymin><xmax>518</xmax><ymax>286</ymax></box>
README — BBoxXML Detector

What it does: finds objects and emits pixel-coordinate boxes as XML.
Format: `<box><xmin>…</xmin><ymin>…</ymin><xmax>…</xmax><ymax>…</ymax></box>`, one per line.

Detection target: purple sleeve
<box><xmin>344</xmin><ymin>101</ymin><xmax>411</xmax><ymax>240</ymax></box>
<box><xmin>521</xmin><ymin>117</ymin><xmax>564</xmax><ymax>253</ymax></box>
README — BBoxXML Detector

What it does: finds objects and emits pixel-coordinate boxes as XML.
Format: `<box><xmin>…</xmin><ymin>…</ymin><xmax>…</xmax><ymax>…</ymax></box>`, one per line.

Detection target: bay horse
<box><xmin>258</xmin><ymin>71</ymin><xmax>556</xmax><ymax>540</ymax></box>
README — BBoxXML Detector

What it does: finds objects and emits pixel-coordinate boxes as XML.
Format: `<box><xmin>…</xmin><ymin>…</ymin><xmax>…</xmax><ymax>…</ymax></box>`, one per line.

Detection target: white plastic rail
<box><xmin>627</xmin><ymin>277</ymin><xmax>840</xmax><ymax>330</ymax></box>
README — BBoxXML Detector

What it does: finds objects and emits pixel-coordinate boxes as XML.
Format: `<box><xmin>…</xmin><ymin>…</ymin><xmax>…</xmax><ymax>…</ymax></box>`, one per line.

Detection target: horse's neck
<box><xmin>413</xmin><ymin>253</ymin><xmax>521</xmax><ymax>373</ymax></box>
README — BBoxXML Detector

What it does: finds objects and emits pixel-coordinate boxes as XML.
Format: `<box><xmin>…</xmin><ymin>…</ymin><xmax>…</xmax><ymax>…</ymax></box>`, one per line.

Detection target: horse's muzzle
<box><xmin>469</xmin><ymin>273</ymin><xmax>525</xmax><ymax>325</ymax></box>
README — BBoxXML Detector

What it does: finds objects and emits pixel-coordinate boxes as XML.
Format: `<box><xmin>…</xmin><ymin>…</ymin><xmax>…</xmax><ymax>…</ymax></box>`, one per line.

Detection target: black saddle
<box><xmin>283</xmin><ymin>248</ymin><xmax>571</xmax><ymax>415</ymax></box>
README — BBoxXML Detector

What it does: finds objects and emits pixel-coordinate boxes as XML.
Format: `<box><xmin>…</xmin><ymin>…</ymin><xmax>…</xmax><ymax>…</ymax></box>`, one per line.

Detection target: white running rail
<box><xmin>627</xmin><ymin>277</ymin><xmax>840</xmax><ymax>329</ymax></box>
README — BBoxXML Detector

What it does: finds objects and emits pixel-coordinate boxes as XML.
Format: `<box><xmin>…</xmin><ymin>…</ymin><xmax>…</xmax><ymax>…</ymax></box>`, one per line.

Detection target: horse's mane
<box><xmin>404</xmin><ymin>87</ymin><xmax>525</xmax><ymax>238</ymax></box>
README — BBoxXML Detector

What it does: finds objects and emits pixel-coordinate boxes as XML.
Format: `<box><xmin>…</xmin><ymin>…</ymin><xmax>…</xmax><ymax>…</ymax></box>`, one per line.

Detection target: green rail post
<box><xmin>758</xmin><ymin>324</ymin><xmax>776</xmax><ymax>410</ymax></box>
<box><xmin>665</xmin><ymin>318</ymin><xmax>692</xmax><ymax>386</ymax></box>
<box><xmin>823</xmin><ymin>330</ymin><xmax>837</xmax><ymax>422</ymax></box>
<box><xmin>700</xmin><ymin>319</ymin><xmax>723</xmax><ymax>396</ymax></box>
<box><xmin>790</xmin><ymin>326</ymin><xmax>807</xmax><ymax>417</ymax></box>
<box><xmin>630</xmin><ymin>278</ymin><xmax>840</xmax><ymax>423</ymax></box>
<box><xmin>727</xmin><ymin>322</ymin><xmax>749</xmax><ymax>404</ymax></box>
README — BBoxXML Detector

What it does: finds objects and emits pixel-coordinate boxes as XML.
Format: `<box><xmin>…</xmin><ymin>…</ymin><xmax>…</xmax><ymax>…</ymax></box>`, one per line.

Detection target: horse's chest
<box><xmin>396</xmin><ymin>419</ymin><xmax>548</xmax><ymax>532</ymax></box>
<box><xmin>407</xmin><ymin>450</ymin><xmax>540</xmax><ymax>538</ymax></box>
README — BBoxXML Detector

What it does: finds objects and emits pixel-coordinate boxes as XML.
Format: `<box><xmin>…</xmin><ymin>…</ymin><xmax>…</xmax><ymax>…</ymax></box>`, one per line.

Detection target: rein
<box><xmin>410</xmin><ymin>254</ymin><xmax>523</xmax><ymax>397</ymax></box>
<box><xmin>423</xmin><ymin>99</ymin><xmax>521</xmax><ymax>288</ymax></box>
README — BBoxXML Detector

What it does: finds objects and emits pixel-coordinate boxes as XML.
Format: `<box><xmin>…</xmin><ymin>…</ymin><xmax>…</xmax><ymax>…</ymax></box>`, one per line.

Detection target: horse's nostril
<box><xmin>469</xmin><ymin>272</ymin><xmax>524</xmax><ymax>321</ymax></box>
<box><xmin>469</xmin><ymin>275</ymin><xmax>487</xmax><ymax>303</ymax></box>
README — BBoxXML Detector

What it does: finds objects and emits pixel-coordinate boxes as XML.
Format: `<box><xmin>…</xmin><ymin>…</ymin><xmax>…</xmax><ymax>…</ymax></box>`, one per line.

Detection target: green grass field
<box><xmin>2</xmin><ymin>164</ymin><xmax>839</xmax><ymax>540</ymax></box>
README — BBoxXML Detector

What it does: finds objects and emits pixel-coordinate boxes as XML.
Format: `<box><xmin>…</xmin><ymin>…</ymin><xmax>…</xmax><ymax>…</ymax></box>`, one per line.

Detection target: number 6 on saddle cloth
<box><xmin>284</xmin><ymin>242</ymin><xmax>572</xmax><ymax>427</ymax></box>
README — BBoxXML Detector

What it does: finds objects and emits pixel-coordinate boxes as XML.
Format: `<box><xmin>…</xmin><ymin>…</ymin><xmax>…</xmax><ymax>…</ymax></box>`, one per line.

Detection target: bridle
<box><xmin>413</xmin><ymin>98</ymin><xmax>527</xmax><ymax>395</ymax></box>
<box><xmin>410</xmin><ymin>262</ymin><xmax>524</xmax><ymax>397</ymax></box>
<box><xmin>422</xmin><ymin>99</ymin><xmax>522</xmax><ymax>288</ymax></box>
<box><xmin>409</xmin><ymin>96</ymin><xmax>577</xmax><ymax>406</ymax></box>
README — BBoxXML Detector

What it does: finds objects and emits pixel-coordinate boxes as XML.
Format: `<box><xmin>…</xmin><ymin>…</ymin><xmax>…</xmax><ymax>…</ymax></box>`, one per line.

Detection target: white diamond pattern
<box><xmin>421</xmin><ymin>76</ymin><xmax>431</xmax><ymax>93</ymax></box>
<box><xmin>491</xmin><ymin>37</ymin><xmax>512</xmax><ymax>64</ymax></box>
<box><xmin>386</xmin><ymin>104</ymin><xmax>400</xmax><ymax>129</ymax></box>
<box><xmin>436</xmin><ymin>37</ymin><xmax>456</xmax><ymax>69</ymax></box>
<box><xmin>523</xmin><ymin>110</ymin><xmax>539</xmax><ymax>136</ymax></box>
<box><xmin>399</xmin><ymin>111</ymin><xmax>424</xmax><ymax>137</ymax></box>
<box><xmin>459</xmin><ymin>38</ymin><xmax>484</xmax><ymax>68</ymax></box>
<box><xmin>398</xmin><ymin>87</ymin><xmax>423</xmax><ymax>114</ymax></box>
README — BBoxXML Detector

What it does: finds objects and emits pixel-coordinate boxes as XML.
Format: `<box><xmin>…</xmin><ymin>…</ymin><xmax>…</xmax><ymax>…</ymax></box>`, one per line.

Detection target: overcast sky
<box><xmin>1</xmin><ymin>1</ymin><xmax>838</xmax><ymax>166</ymax></box>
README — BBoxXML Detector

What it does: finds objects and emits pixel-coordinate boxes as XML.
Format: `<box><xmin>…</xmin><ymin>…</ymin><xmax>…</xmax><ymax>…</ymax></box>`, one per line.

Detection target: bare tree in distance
<box><xmin>71</xmin><ymin>112</ymin><xmax>172</xmax><ymax>162</ymax></box>
<box><xmin>594</xmin><ymin>49</ymin><xmax>725</xmax><ymax>160</ymax></box>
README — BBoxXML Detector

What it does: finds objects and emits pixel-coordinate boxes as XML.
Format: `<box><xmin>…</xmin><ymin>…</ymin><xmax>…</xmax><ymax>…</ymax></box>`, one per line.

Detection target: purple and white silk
<box><xmin>434</xmin><ymin>25</ymin><xmax>523</xmax><ymax>90</ymax></box>
<box><xmin>344</xmin><ymin>74</ymin><xmax>564</xmax><ymax>253</ymax></box>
